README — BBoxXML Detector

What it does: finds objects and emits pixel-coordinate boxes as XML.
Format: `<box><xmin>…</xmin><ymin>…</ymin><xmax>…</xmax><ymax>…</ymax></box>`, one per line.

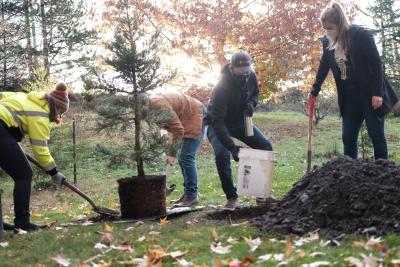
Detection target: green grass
<box><xmin>1</xmin><ymin>111</ymin><xmax>400</xmax><ymax>266</ymax></box>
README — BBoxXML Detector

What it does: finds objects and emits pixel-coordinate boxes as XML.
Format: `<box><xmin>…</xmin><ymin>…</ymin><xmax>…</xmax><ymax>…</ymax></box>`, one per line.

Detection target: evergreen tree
<box><xmin>0</xmin><ymin>0</ymin><xmax>25</xmax><ymax>90</ymax></box>
<box><xmin>84</xmin><ymin>0</ymin><xmax>175</xmax><ymax>177</ymax></box>
<box><xmin>368</xmin><ymin>0</ymin><xmax>400</xmax><ymax>94</ymax></box>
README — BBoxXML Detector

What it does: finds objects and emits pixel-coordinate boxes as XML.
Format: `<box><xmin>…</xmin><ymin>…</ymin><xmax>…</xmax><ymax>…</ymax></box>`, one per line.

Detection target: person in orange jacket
<box><xmin>0</xmin><ymin>83</ymin><xmax>69</xmax><ymax>232</ymax></box>
<box><xmin>141</xmin><ymin>92</ymin><xmax>204</xmax><ymax>207</ymax></box>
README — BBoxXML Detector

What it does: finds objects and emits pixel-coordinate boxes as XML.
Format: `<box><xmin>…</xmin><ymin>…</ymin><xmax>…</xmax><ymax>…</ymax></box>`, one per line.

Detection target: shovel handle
<box><xmin>61</xmin><ymin>180</ymin><xmax>98</xmax><ymax>209</ymax></box>
<box><xmin>25</xmin><ymin>153</ymin><xmax>98</xmax><ymax>210</ymax></box>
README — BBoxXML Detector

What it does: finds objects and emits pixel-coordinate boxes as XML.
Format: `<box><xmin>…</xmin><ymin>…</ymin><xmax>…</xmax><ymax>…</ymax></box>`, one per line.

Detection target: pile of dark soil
<box><xmin>252</xmin><ymin>156</ymin><xmax>400</xmax><ymax>236</ymax></box>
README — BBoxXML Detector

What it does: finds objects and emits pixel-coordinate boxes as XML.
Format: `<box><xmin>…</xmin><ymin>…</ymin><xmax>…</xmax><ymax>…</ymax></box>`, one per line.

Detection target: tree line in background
<box><xmin>0</xmin><ymin>0</ymin><xmax>96</xmax><ymax>91</ymax></box>
<box><xmin>0</xmin><ymin>0</ymin><xmax>398</xmax><ymax>101</ymax></box>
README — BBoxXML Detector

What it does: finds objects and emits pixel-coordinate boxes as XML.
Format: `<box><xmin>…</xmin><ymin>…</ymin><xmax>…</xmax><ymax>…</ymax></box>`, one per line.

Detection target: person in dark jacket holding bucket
<box><xmin>204</xmin><ymin>51</ymin><xmax>273</xmax><ymax>211</ymax></box>
<box><xmin>310</xmin><ymin>2</ymin><xmax>399</xmax><ymax>160</ymax></box>
<box><xmin>0</xmin><ymin>83</ymin><xmax>69</xmax><ymax>232</ymax></box>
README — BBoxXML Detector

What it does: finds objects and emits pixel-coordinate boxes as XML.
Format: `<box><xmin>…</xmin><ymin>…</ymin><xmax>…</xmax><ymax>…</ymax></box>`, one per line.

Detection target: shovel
<box><xmin>165</xmin><ymin>164</ymin><xmax>176</xmax><ymax>196</ymax></box>
<box><xmin>25</xmin><ymin>153</ymin><xmax>120</xmax><ymax>217</ymax></box>
<box><xmin>307</xmin><ymin>95</ymin><xmax>316</xmax><ymax>173</ymax></box>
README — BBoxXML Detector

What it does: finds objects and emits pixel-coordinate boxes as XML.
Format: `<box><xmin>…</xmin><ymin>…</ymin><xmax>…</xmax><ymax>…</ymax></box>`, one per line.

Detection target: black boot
<box><xmin>3</xmin><ymin>222</ymin><xmax>15</xmax><ymax>231</ymax></box>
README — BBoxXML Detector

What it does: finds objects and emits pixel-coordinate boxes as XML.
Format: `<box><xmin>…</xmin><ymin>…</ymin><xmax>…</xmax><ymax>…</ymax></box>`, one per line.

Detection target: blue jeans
<box><xmin>178</xmin><ymin>127</ymin><xmax>204</xmax><ymax>198</ymax></box>
<box><xmin>207</xmin><ymin>124</ymin><xmax>273</xmax><ymax>200</ymax></box>
<box><xmin>342</xmin><ymin>90</ymin><xmax>388</xmax><ymax>159</ymax></box>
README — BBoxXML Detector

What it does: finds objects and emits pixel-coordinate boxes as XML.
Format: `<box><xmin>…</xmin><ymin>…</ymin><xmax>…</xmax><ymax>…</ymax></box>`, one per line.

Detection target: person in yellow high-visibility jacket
<box><xmin>0</xmin><ymin>83</ymin><xmax>69</xmax><ymax>232</ymax></box>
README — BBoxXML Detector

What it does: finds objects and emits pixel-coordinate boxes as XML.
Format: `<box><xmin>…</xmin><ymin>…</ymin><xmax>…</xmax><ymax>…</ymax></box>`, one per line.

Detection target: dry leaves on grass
<box><xmin>300</xmin><ymin>261</ymin><xmax>331</xmax><ymax>267</ymax></box>
<box><xmin>243</xmin><ymin>236</ymin><xmax>262</xmax><ymax>252</ymax></box>
<box><xmin>0</xmin><ymin>241</ymin><xmax>8</xmax><ymax>248</ymax></box>
<box><xmin>294</xmin><ymin>231</ymin><xmax>320</xmax><ymax>247</ymax></box>
<box><xmin>346</xmin><ymin>254</ymin><xmax>382</xmax><ymax>267</ymax></box>
<box><xmin>51</xmin><ymin>255</ymin><xmax>70</xmax><ymax>267</ymax></box>
<box><xmin>210</xmin><ymin>243</ymin><xmax>232</xmax><ymax>254</ymax></box>
<box><xmin>353</xmin><ymin>237</ymin><xmax>387</xmax><ymax>253</ymax></box>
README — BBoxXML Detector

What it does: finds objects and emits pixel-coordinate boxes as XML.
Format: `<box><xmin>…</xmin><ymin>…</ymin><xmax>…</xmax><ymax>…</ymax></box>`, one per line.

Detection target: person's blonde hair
<box><xmin>320</xmin><ymin>2</ymin><xmax>351</xmax><ymax>51</ymax></box>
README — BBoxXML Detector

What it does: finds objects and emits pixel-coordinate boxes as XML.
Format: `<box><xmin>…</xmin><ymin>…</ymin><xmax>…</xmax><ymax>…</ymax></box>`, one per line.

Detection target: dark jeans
<box><xmin>207</xmin><ymin>124</ymin><xmax>273</xmax><ymax>200</ymax></box>
<box><xmin>342</xmin><ymin>90</ymin><xmax>388</xmax><ymax>159</ymax></box>
<box><xmin>0</xmin><ymin>120</ymin><xmax>32</xmax><ymax>227</ymax></box>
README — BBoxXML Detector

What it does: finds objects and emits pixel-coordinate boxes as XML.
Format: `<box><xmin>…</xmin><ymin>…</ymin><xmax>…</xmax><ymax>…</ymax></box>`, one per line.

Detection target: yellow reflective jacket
<box><xmin>0</xmin><ymin>91</ymin><xmax>56</xmax><ymax>171</ymax></box>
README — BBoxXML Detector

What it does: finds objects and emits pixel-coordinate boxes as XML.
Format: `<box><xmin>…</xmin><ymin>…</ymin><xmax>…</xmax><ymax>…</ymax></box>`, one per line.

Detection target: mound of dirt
<box><xmin>252</xmin><ymin>156</ymin><xmax>400</xmax><ymax>236</ymax></box>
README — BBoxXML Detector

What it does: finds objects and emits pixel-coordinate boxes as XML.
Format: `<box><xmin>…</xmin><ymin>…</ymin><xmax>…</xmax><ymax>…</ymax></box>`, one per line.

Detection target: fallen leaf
<box><xmin>160</xmin><ymin>217</ymin><xmax>169</xmax><ymax>225</ymax></box>
<box><xmin>301</xmin><ymin>261</ymin><xmax>331</xmax><ymax>267</ymax></box>
<box><xmin>0</xmin><ymin>242</ymin><xmax>9</xmax><ymax>248</ymax></box>
<box><xmin>258</xmin><ymin>254</ymin><xmax>273</xmax><ymax>261</ymax></box>
<box><xmin>310</xmin><ymin>252</ymin><xmax>326</xmax><ymax>258</ymax></box>
<box><xmin>243</xmin><ymin>236</ymin><xmax>262</xmax><ymax>252</ymax></box>
<box><xmin>46</xmin><ymin>221</ymin><xmax>58</xmax><ymax>228</ymax></box>
<box><xmin>227</xmin><ymin>237</ymin><xmax>239</xmax><ymax>245</ymax></box>
<box><xmin>136</xmin><ymin>221</ymin><xmax>144</xmax><ymax>225</ymax></box>
<box><xmin>294</xmin><ymin>231</ymin><xmax>319</xmax><ymax>247</ymax></box>
<box><xmin>100</xmin><ymin>232</ymin><xmax>114</xmax><ymax>244</ymax></box>
<box><xmin>176</xmin><ymin>258</ymin><xmax>193</xmax><ymax>266</ymax></box>
<box><xmin>102</xmin><ymin>223</ymin><xmax>114</xmax><ymax>233</ymax></box>
<box><xmin>147</xmin><ymin>247</ymin><xmax>166</xmax><ymax>261</ymax></box>
<box><xmin>124</xmin><ymin>227</ymin><xmax>135</xmax><ymax>231</ymax></box>
<box><xmin>211</xmin><ymin>227</ymin><xmax>218</xmax><ymax>242</ymax></box>
<box><xmin>210</xmin><ymin>243</ymin><xmax>232</xmax><ymax>254</ymax></box>
<box><xmin>111</xmin><ymin>245</ymin><xmax>135</xmax><ymax>253</ymax></box>
<box><xmin>137</xmin><ymin>235</ymin><xmax>146</xmax><ymax>242</ymax></box>
<box><xmin>231</xmin><ymin>221</ymin><xmax>249</xmax><ymax>227</ymax></box>
<box><xmin>391</xmin><ymin>259</ymin><xmax>400</xmax><ymax>267</ymax></box>
<box><xmin>51</xmin><ymin>255</ymin><xmax>70</xmax><ymax>267</ymax></box>
<box><xmin>148</xmin><ymin>231</ymin><xmax>160</xmax><ymax>235</ymax></box>
<box><xmin>94</xmin><ymin>243</ymin><xmax>108</xmax><ymax>249</ymax></box>
<box><xmin>81</xmin><ymin>221</ymin><xmax>94</xmax><ymax>226</ymax></box>
<box><xmin>285</xmin><ymin>237</ymin><xmax>293</xmax><ymax>257</ymax></box>
<box><xmin>14</xmin><ymin>228</ymin><xmax>27</xmax><ymax>235</ymax></box>
<box><xmin>167</xmin><ymin>250</ymin><xmax>187</xmax><ymax>258</ymax></box>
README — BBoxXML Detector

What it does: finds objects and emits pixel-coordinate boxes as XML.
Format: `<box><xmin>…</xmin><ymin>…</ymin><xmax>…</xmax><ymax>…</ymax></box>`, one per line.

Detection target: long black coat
<box><xmin>204</xmin><ymin>64</ymin><xmax>259</xmax><ymax>151</ymax></box>
<box><xmin>311</xmin><ymin>25</ymin><xmax>398</xmax><ymax>116</ymax></box>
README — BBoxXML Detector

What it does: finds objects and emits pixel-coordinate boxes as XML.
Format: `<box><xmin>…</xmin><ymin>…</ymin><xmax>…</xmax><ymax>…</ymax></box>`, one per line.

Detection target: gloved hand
<box><xmin>244</xmin><ymin>103</ymin><xmax>254</xmax><ymax>117</ymax></box>
<box><xmin>230</xmin><ymin>146</ymin><xmax>241</xmax><ymax>162</ymax></box>
<box><xmin>51</xmin><ymin>172</ymin><xmax>66</xmax><ymax>185</ymax></box>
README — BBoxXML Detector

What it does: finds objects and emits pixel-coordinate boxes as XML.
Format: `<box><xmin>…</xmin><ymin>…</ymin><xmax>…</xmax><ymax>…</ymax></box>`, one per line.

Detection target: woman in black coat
<box><xmin>310</xmin><ymin>2</ymin><xmax>398</xmax><ymax>160</ymax></box>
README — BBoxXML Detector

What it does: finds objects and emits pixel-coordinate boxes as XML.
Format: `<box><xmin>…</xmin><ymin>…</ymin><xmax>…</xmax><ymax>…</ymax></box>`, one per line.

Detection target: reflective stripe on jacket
<box><xmin>0</xmin><ymin>91</ymin><xmax>56</xmax><ymax>171</ymax></box>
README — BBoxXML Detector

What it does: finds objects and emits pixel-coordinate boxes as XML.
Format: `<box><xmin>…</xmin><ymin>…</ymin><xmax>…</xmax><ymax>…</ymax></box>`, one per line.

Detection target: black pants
<box><xmin>0</xmin><ymin>120</ymin><xmax>32</xmax><ymax>227</ymax></box>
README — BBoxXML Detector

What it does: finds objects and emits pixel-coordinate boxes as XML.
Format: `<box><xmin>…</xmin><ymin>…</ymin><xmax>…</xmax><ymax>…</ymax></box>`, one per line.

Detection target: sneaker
<box><xmin>223</xmin><ymin>198</ymin><xmax>238</xmax><ymax>211</ymax></box>
<box><xmin>165</xmin><ymin>184</ymin><xmax>176</xmax><ymax>196</ymax></box>
<box><xmin>170</xmin><ymin>194</ymin><xmax>185</xmax><ymax>204</ymax></box>
<box><xmin>14</xmin><ymin>222</ymin><xmax>43</xmax><ymax>233</ymax></box>
<box><xmin>256</xmin><ymin>197</ymin><xmax>279</xmax><ymax>205</ymax></box>
<box><xmin>174</xmin><ymin>196</ymin><xmax>199</xmax><ymax>207</ymax></box>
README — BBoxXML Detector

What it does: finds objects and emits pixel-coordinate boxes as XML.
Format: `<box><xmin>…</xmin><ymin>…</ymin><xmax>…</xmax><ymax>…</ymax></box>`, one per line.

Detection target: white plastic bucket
<box><xmin>237</xmin><ymin>148</ymin><xmax>276</xmax><ymax>198</ymax></box>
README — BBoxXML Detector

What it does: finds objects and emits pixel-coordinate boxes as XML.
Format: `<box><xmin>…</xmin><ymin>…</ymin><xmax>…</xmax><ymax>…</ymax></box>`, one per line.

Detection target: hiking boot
<box><xmin>165</xmin><ymin>184</ymin><xmax>176</xmax><ymax>196</ymax></box>
<box><xmin>14</xmin><ymin>222</ymin><xmax>43</xmax><ymax>233</ymax></box>
<box><xmin>170</xmin><ymin>194</ymin><xmax>185</xmax><ymax>204</ymax></box>
<box><xmin>256</xmin><ymin>197</ymin><xmax>279</xmax><ymax>205</ymax></box>
<box><xmin>223</xmin><ymin>198</ymin><xmax>238</xmax><ymax>211</ymax></box>
<box><xmin>3</xmin><ymin>223</ymin><xmax>15</xmax><ymax>231</ymax></box>
<box><xmin>174</xmin><ymin>196</ymin><xmax>199</xmax><ymax>207</ymax></box>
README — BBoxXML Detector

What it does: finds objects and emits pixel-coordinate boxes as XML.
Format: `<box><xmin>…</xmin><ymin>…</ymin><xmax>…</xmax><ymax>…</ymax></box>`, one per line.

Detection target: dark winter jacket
<box><xmin>204</xmin><ymin>64</ymin><xmax>259</xmax><ymax>151</ymax></box>
<box><xmin>311</xmin><ymin>24</ymin><xmax>399</xmax><ymax>116</ymax></box>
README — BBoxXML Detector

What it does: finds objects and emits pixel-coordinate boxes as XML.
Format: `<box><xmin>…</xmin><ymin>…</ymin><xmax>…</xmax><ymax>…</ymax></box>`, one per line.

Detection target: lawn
<box><xmin>0</xmin><ymin>111</ymin><xmax>400</xmax><ymax>266</ymax></box>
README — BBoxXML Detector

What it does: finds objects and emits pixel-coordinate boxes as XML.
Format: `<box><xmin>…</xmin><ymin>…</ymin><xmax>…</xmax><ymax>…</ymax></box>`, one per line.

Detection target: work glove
<box><xmin>230</xmin><ymin>146</ymin><xmax>241</xmax><ymax>162</ymax></box>
<box><xmin>244</xmin><ymin>103</ymin><xmax>254</xmax><ymax>117</ymax></box>
<box><xmin>51</xmin><ymin>172</ymin><xmax>66</xmax><ymax>185</ymax></box>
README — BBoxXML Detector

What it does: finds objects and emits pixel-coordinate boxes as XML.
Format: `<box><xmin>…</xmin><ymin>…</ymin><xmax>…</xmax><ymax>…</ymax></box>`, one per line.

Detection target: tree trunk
<box><xmin>31</xmin><ymin>3</ymin><xmax>37</xmax><ymax>67</ymax></box>
<box><xmin>40</xmin><ymin>0</ymin><xmax>49</xmax><ymax>79</ymax></box>
<box><xmin>24</xmin><ymin>0</ymin><xmax>34</xmax><ymax>80</ymax></box>
<box><xmin>1</xmin><ymin>0</ymin><xmax>7</xmax><ymax>87</ymax></box>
